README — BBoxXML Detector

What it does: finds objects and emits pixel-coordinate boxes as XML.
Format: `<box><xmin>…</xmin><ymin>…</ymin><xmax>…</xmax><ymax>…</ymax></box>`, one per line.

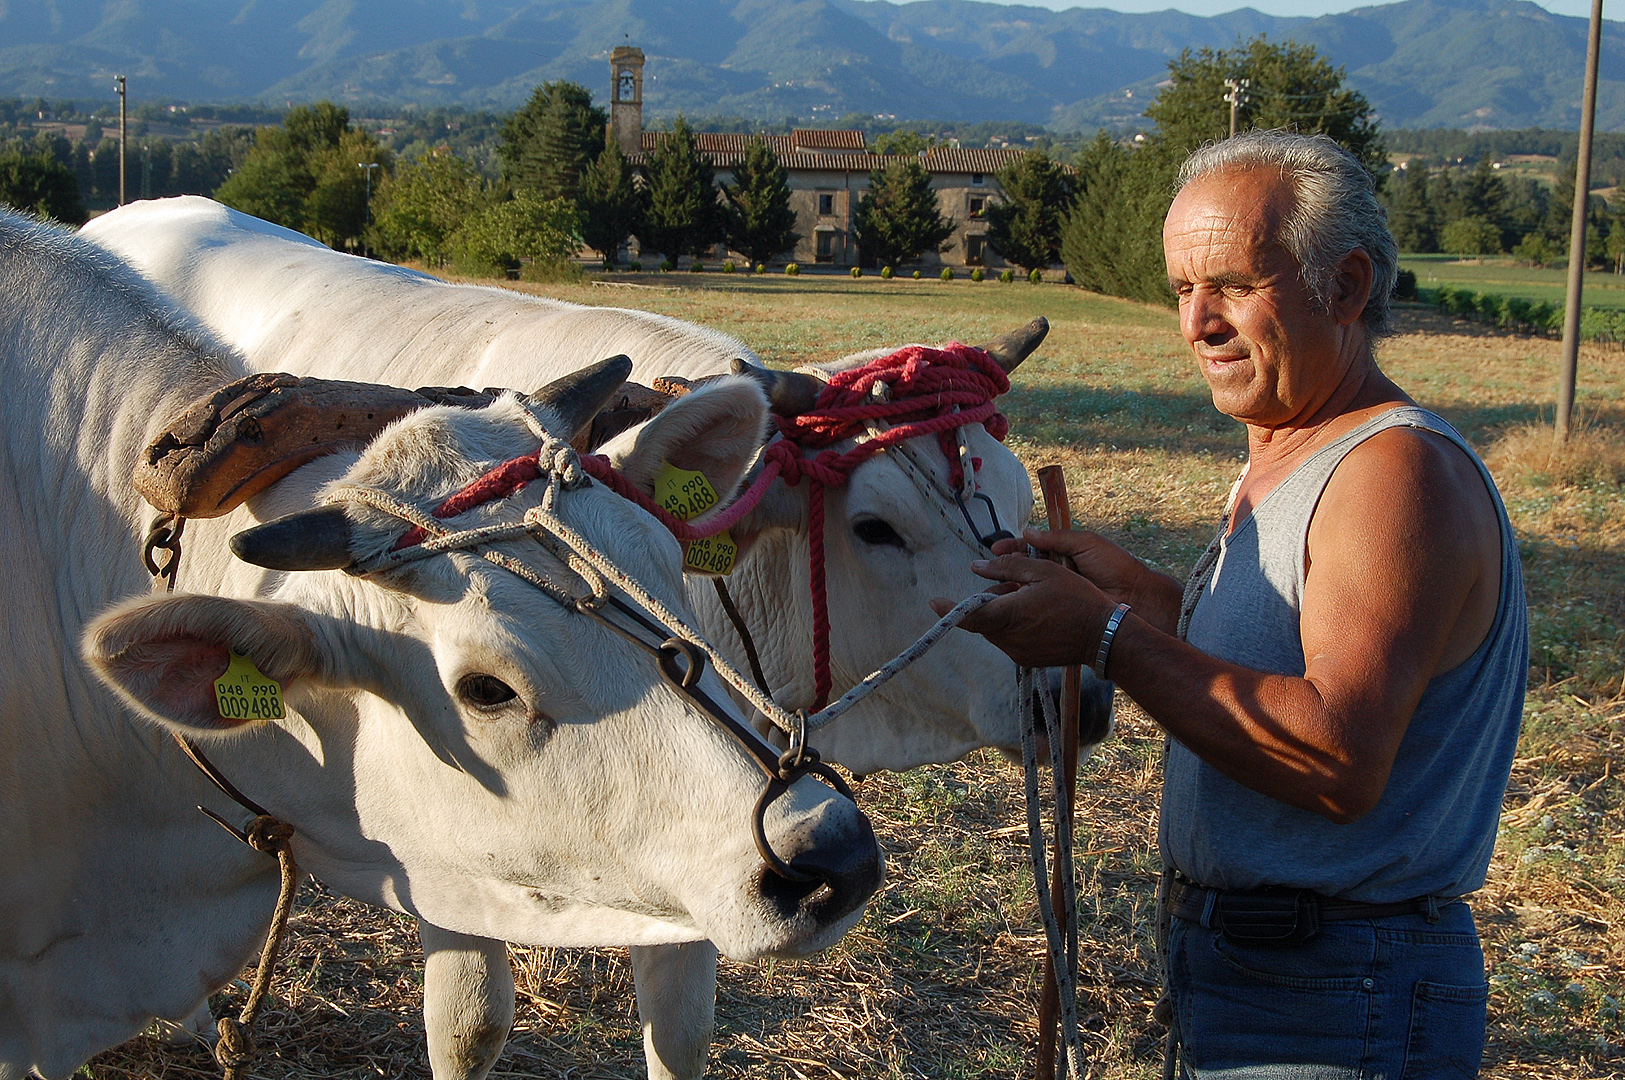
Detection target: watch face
<box><xmin>619</xmin><ymin>71</ymin><xmax>635</xmax><ymax>101</ymax></box>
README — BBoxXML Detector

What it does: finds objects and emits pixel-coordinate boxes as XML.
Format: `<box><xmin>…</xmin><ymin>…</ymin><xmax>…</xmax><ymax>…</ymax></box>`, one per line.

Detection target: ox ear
<box><xmin>83</xmin><ymin>593</ymin><xmax>326</xmax><ymax>736</ymax></box>
<box><xmin>600</xmin><ymin>375</ymin><xmax>769</xmax><ymax>512</ymax></box>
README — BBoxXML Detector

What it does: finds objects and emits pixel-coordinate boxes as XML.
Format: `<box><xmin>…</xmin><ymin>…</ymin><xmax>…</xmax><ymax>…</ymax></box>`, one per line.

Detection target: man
<box><xmin>938</xmin><ymin>131</ymin><xmax>1525</xmax><ymax>1076</ymax></box>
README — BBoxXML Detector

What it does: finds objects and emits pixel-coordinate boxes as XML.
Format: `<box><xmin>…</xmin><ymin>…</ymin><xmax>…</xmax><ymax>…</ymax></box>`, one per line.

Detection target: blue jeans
<box><xmin>1168</xmin><ymin>902</ymin><xmax>1488</xmax><ymax>1079</ymax></box>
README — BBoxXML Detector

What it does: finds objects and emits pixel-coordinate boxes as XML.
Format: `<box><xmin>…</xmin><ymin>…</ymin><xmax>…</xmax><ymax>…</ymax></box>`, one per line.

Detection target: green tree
<box><xmin>872</xmin><ymin>130</ymin><xmax>934</xmax><ymax>156</ymax></box>
<box><xmin>984</xmin><ymin>150</ymin><xmax>1073</xmax><ymax>272</ymax></box>
<box><xmin>1144</xmin><ymin>37</ymin><xmax>1385</xmax><ymax>177</ymax></box>
<box><xmin>852</xmin><ymin>158</ymin><xmax>953</xmax><ymax>267</ymax></box>
<box><xmin>499</xmin><ymin>81</ymin><xmax>607</xmax><ymax>203</ymax></box>
<box><xmin>1061</xmin><ymin>36</ymin><xmax>1385</xmax><ymax>307</ymax></box>
<box><xmin>723</xmin><ymin>137</ymin><xmax>799</xmax><ymax>266</ymax></box>
<box><xmin>214</xmin><ymin>101</ymin><xmax>388</xmax><ymax>250</ymax></box>
<box><xmin>577</xmin><ymin>140</ymin><xmax>645</xmax><ymax>268</ymax></box>
<box><xmin>1440</xmin><ymin>216</ymin><xmax>1502</xmax><ymax>257</ymax></box>
<box><xmin>0</xmin><ymin>150</ymin><xmax>86</xmax><ymax>223</ymax></box>
<box><xmin>1384</xmin><ymin>165</ymin><xmax>1440</xmax><ymax>253</ymax></box>
<box><xmin>642</xmin><ymin>117</ymin><xmax>724</xmax><ymax>264</ymax></box>
<box><xmin>451</xmin><ymin>190</ymin><xmax>581</xmax><ymax>275</ymax></box>
<box><xmin>1060</xmin><ymin>133</ymin><xmax>1179</xmax><ymax>305</ymax></box>
<box><xmin>369</xmin><ymin>151</ymin><xmax>492</xmax><ymax>266</ymax></box>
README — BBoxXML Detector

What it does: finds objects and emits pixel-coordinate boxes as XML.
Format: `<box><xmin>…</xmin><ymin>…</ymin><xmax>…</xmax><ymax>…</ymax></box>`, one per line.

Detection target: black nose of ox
<box><xmin>757</xmin><ymin>795</ymin><xmax>883</xmax><ymax>931</ymax></box>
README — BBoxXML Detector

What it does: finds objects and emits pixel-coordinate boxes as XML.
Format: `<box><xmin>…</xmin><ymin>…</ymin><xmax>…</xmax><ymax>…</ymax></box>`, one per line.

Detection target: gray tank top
<box><xmin>1159</xmin><ymin>406</ymin><xmax>1527</xmax><ymax>902</ymax></box>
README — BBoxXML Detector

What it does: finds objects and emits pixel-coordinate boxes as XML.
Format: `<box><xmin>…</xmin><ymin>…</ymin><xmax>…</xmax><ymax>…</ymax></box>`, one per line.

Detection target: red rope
<box><xmin>387</xmin><ymin>342</ymin><xmax>1009</xmax><ymax>711</ymax></box>
<box><xmin>758</xmin><ymin>342</ymin><xmax>1009</xmax><ymax>707</ymax></box>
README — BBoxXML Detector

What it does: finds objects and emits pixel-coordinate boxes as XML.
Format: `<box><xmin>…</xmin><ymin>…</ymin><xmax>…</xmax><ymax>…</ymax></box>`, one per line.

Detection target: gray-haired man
<box><xmin>938</xmin><ymin>131</ymin><xmax>1525</xmax><ymax>1076</ymax></box>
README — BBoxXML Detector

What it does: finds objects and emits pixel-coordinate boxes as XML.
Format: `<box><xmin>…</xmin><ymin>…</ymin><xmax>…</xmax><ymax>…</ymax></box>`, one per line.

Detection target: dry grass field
<box><xmin>87</xmin><ymin>275</ymin><xmax>1623</xmax><ymax>1079</ymax></box>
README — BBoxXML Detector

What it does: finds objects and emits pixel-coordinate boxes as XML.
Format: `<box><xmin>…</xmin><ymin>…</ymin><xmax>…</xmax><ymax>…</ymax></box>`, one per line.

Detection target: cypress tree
<box><xmin>499</xmin><ymin>81</ymin><xmax>608</xmax><ymax>203</ymax></box>
<box><xmin>723</xmin><ymin>137</ymin><xmax>799</xmax><ymax>266</ymax></box>
<box><xmin>1060</xmin><ymin>133</ymin><xmax>1178</xmax><ymax>305</ymax></box>
<box><xmin>851</xmin><ymin>158</ymin><xmax>953</xmax><ymax>267</ymax></box>
<box><xmin>1385</xmin><ymin>166</ymin><xmax>1440</xmax><ymax>253</ymax></box>
<box><xmin>578</xmin><ymin>140</ymin><xmax>645</xmax><ymax>268</ymax></box>
<box><xmin>642</xmin><ymin>117</ymin><xmax>724</xmax><ymax>264</ymax></box>
<box><xmin>985</xmin><ymin>150</ymin><xmax>1073</xmax><ymax>273</ymax></box>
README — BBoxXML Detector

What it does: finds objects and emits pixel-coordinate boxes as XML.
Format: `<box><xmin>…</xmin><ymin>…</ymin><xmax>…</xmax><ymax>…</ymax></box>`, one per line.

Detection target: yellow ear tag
<box><xmin>682</xmin><ymin>532</ymin><xmax>738</xmax><ymax>575</ymax></box>
<box><xmin>653</xmin><ymin>462</ymin><xmax>738</xmax><ymax>574</ymax></box>
<box><xmin>215</xmin><ymin>651</ymin><xmax>285</xmax><ymax>722</ymax></box>
<box><xmin>653</xmin><ymin>461</ymin><xmax>720</xmax><ymax>521</ymax></box>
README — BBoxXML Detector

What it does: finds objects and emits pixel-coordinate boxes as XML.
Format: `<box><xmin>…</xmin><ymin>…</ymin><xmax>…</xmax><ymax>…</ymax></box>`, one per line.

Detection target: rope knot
<box><xmin>540</xmin><ymin>436</ymin><xmax>589</xmax><ymax>489</ymax></box>
<box><xmin>244</xmin><ymin>814</ymin><xmax>294</xmax><ymax>854</ymax></box>
<box><xmin>214</xmin><ymin>1017</ymin><xmax>254</xmax><ymax>1069</ymax></box>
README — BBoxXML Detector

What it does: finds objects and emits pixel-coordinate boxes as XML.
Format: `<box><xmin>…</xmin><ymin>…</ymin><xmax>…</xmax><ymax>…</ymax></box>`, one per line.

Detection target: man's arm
<box><xmin>949</xmin><ymin>428</ymin><xmax>1501</xmax><ymax>824</ymax></box>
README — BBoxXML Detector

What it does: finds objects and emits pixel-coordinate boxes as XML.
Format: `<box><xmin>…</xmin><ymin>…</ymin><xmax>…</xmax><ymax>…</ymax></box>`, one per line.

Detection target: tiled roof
<box><xmin>639</xmin><ymin>130</ymin><xmax>870</xmax><ymax>155</ymax></box>
<box><xmin>920</xmin><ymin>146</ymin><xmax>1030</xmax><ymax>174</ymax></box>
<box><xmin>627</xmin><ymin>132</ymin><xmax>1034</xmax><ymax>176</ymax></box>
<box><xmin>791</xmin><ymin>129</ymin><xmax>867</xmax><ymax>151</ymax></box>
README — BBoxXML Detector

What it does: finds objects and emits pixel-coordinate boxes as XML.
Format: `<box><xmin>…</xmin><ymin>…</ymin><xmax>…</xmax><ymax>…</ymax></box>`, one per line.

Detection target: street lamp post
<box><xmin>114</xmin><ymin>74</ymin><xmax>126</xmax><ymax>205</ymax></box>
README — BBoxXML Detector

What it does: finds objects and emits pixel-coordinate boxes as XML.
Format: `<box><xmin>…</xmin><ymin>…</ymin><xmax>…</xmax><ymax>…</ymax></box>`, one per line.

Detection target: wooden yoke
<box><xmin>134</xmin><ymin>373</ymin><xmax>675</xmax><ymax>520</ymax></box>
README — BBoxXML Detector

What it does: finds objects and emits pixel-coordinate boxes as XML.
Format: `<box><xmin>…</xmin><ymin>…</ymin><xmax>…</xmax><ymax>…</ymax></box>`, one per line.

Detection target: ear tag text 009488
<box><xmin>215</xmin><ymin>651</ymin><xmax>286</xmax><ymax>722</ymax></box>
<box><xmin>653</xmin><ymin>461</ymin><xmax>737</xmax><ymax>574</ymax></box>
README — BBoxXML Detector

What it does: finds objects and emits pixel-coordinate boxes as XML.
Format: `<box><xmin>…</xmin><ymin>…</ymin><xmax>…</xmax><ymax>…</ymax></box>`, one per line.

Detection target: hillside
<box><xmin>2</xmin><ymin>0</ymin><xmax>1622</xmax><ymax>131</ymax></box>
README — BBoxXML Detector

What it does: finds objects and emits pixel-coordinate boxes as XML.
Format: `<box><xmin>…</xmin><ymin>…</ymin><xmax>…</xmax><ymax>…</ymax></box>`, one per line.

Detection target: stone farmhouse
<box><xmin>608</xmin><ymin>45</ymin><xmax>1029</xmax><ymax>270</ymax></box>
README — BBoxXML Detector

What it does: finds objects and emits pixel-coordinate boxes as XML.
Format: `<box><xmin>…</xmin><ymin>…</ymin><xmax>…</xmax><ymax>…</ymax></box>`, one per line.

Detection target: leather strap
<box><xmin>1169</xmin><ymin>878</ymin><xmax>1460</xmax><ymax>925</ymax></box>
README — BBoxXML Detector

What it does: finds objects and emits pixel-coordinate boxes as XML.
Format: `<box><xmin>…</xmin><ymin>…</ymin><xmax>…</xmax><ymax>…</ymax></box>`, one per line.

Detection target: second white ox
<box><xmin>84</xmin><ymin>196</ymin><xmax>1113</xmax><ymax>1080</ymax></box>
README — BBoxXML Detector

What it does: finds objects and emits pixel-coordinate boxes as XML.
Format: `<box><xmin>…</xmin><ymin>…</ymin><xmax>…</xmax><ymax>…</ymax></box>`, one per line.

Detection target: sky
<box><xmin>931</xmin><ymin>0</ymin><xmax>1598</xmax><ymax>17</ymax></box>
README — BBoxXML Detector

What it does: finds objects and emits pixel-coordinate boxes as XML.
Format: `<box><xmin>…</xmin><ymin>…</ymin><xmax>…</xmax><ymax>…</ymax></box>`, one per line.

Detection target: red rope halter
<box><xmin>760</xmin><ymin>342</ymin><xmax>1010</xmax><ymax>707</ymax></box>
<box><xmin>392</xmin><ymin>341</ymin><xmax>1010</xmax><ymax>710</ymax></box>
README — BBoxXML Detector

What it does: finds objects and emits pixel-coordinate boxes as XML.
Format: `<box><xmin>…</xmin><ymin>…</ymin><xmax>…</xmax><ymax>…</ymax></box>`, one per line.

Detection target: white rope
<box><xmin>328</xmin><ymin>444</ymin><xmax>999</xmax><ymax>740</ymax></box>
<box><xmin>1020</xmin><ymin>664</ymin><xmax>1085</xmax><ymax>1080</ymax></box>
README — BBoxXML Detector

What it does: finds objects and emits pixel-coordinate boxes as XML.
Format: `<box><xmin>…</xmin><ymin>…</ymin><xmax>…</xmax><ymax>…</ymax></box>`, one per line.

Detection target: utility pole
<box><xmin>114</xmin><ymin>74</ymin><xmax>127</xmax><ymax>205</ymax></box>
<box><xmin>1557</xmin><ymin>0</ymin><xmax>1604</xmax><ymax>447</ymax></box>
<box><xmin>1224</xmin><ymin>78</ymin><xmax>1250</xmax><ymax>138</ymax></box>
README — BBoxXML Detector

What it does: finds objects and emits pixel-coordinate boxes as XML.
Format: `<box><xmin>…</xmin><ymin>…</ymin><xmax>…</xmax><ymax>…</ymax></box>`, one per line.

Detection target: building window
<box><xmin>816</xmin><ymin>231</ymin><xmax>836</xmax><ymax>262</ymax></box>
<box><xmin>968</xmin><ymin>195</ymin><xmax>986</xmax><ymax>218</ymax></box>
<box><xmin>965</xmin><ymin>234</ymin><xmax>986</xmax><ymax>266</ymax></box>
<box><xmin>971</xmin><ymin>173</ymin><xmax>985</xmax><ymax>186</ymax></box>
<box><xmin>818</xmin><ymin>193</ymin><xmax>835</xmax><ymax>216</ymax></box>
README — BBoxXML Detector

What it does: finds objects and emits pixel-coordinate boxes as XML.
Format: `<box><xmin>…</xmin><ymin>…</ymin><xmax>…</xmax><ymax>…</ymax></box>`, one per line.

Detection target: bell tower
<box><xmin>609</xmin><ymin>46</ymin><xmax>644</xmax><ymax>156</ymax></box>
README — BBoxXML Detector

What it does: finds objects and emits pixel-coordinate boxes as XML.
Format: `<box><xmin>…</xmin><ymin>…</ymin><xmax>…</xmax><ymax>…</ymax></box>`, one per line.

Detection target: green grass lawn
<box><xmin>90</xmin><ymin>274</ymin><xmax>1623</xmax><ymax>1080</ymax></box>
<box><xmin>1403</xmin><ymin>253</ymin><xmax>1625</xmax><ymax>311</ymax></box>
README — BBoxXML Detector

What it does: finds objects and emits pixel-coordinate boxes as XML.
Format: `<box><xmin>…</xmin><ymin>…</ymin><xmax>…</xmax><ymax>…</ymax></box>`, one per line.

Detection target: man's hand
<box><xmin>1008</xmin><ymin>528</ymin><xmax>1184</xmax><ymax>634</ymax></box>
<box><xmin>929</xmin><ymin>548</ymin><xmax>1111</xmax><ymax>669</ymax></box>
<box><xmin>927</xmin><ymin>527</ymin><xmax>1180</xmax><ymax>669</ymax></box>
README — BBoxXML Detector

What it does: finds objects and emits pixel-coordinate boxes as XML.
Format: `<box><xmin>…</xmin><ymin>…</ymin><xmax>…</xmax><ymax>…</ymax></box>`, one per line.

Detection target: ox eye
<box><xmin>853</xmin><ymin>518</ymin><xmax>906</xmax><ymax>549</ymax></box>
<box><xmin>456</xmin><ymin>673</ymin><xmax>519</xmax><ymax>711</ymax></box>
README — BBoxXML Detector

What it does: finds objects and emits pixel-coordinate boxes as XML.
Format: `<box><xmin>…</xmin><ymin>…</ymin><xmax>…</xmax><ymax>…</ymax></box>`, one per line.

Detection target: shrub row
<box><xmin>1420</xmin><ymin>284</ymin><xmax>1625</xmax><ymax>344</ymax></box>
<box><xmin>614</xmin><ymin>261</ymin><xmax>1045</xmax><ymax>283</ymax></box>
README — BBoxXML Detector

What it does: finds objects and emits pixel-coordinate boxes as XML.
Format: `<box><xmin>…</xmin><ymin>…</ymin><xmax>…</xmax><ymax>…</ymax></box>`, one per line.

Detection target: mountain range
<box><xmin>2</xmin><ymin>0</ymin><xmax>1622</xmax><ymax>131</ymax></box>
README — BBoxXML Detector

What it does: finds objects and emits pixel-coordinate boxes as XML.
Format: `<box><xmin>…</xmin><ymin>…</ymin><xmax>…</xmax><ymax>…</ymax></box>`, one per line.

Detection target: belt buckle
<box><xmin>1214</xmin><ymin>889</ymin><xmax>1322</xmax><ymax>946</ymax></box>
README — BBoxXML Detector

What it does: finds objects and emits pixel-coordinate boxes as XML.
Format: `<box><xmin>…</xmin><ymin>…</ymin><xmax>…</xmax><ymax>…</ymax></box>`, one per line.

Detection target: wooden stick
<box><xmin>1034</xmin><ymin>465</ymin><xmax>1082</xmax><ymax>1080</ymax></box>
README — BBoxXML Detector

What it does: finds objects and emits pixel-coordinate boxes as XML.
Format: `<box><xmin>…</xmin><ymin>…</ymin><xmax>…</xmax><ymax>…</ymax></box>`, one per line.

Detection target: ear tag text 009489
<box><xmin>653</xmin><ymin>461</ymin><xmax>737</xmax><ymax>574</ymax></box>
<box><xmin>215</xmin><ymin>651</ymin><xmax>286</xmax><ymax>722</ymax></box>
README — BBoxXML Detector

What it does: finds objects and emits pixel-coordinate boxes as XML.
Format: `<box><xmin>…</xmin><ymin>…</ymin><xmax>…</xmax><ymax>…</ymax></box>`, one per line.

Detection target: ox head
<box><xmin>84</xmin><ymin>364</ymin><xmax>881</xmax><ymax>961</ymax></box>
<box><xmin>606</xmin><ymin>319</ymin><xmax>1112</xmax><ymax>776</ymax></box>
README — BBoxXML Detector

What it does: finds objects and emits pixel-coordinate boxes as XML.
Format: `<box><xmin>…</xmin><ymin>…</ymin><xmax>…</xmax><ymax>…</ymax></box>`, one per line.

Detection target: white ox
<box><xmin>0</xmin><ymin>209</ymin><xmax>883</xmax><ymax>1080</ymax></box>
<box><xmin>84</xmin><ymin>196</ymin><xmax>1113</xmax><ymax>1080</ymax></box>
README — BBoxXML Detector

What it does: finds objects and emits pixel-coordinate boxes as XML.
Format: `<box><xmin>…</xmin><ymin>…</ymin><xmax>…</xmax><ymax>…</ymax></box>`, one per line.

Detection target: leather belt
<box><xmin>1168</xmin><ymin>877</ymin><xmax>1463</xmax><ymax>945</ymax></box>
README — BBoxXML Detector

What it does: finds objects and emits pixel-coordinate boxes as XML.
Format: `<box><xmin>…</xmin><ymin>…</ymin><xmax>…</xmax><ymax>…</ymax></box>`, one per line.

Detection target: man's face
<box><xmin>1163</xmin><ymin>167</ymin><xmax>1350</xmax><ymax>429</ymax></box>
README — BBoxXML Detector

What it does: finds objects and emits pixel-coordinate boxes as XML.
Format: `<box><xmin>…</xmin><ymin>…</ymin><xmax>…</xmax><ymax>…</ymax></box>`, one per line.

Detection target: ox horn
<box><xmin>525</xmin><ymin>355</ymin><xmax>635</xmax><ymax>439</ymax></box>
<box><xmin>229</xmin><ymin>504</ymin><xmax>356</xmax><ymax>571</ymax></box>
<box><xmin>729</xmin><ymin>358</ymin><xmax>824</xmax><ymax>416</ymax></box>
<box><xmin>980</xmin><ymin>316</ymin><xmax>1049</xmax><ymax>374</ymax></box>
